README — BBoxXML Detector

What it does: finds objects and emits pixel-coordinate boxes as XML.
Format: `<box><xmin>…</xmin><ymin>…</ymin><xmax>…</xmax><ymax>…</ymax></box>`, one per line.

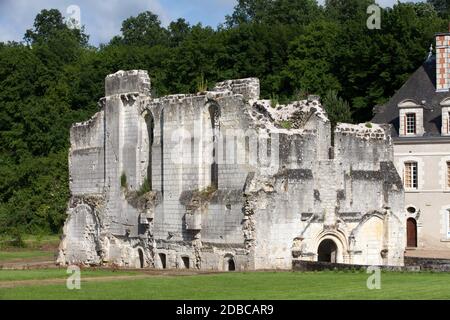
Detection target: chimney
<box><xmin>436</xmin><ymin>32</ymin><xmax>450</xmax><ymax>92</ymax></box>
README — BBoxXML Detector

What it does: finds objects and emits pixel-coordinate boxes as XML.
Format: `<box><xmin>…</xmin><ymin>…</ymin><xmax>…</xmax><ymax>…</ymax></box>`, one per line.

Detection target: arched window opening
<box><xmin>209</xmin><ymin>104</ymin><xmax>220</xmax><ymax>189</ymax></box>
<box><xmin>138</xmin><ymin>249</ymin><xmax>144</xmax><ymax>268</ymax></box>
<box><xmin>145</xmin><ymin>113</ymin><xmax>154</xmax><ymax>190</ymax></box>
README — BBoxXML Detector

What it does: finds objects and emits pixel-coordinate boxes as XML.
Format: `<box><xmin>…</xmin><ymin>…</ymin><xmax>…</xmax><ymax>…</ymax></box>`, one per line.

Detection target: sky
<box><xmin>0</xmin><ymin>0</ymin><xmax>425</xmax><ymax>46</ymax></box>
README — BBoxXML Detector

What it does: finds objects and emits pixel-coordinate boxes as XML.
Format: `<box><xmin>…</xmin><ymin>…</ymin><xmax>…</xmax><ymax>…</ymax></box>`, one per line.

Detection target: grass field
<box><xmin>0</xmin><ymin>234</ymin><xmax>59</xmax><ymax>264</ymax></box>
<box><xmin>0</xmin><ymin>250</ymin><xmax>54</xmax><ymax>262</ymax></box>
<box><xmin>1</xmin><ymin>269</ymin><xmax>450</xmax><ymax>300</ymax></box>
<box><xmin>0</xmin><ymin>269</ymin><xmax>138</xmax><ymax>282</ymax></box>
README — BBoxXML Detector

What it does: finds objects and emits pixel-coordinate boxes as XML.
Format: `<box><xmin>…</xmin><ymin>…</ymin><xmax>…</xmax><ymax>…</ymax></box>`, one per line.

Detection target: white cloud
<box><xmin>0</xmin><ymin>0</ymin><xmax>170</xmax><ymax>45</ymax></box>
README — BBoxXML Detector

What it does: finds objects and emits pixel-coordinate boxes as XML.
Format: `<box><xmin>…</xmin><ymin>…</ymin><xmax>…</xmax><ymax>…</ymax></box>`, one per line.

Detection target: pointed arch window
<box><xmin>208</xmin><ymin>104</ymin><xmax>220</xmax><ymax>189</ymax></box>
<box><xmin>144</xmin><ymin>112</ymin><xmax>154</xmax><ymax>190</ymax></box>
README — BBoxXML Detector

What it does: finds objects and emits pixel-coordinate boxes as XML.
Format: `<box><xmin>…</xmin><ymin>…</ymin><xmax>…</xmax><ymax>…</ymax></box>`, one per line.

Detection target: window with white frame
<box><xmin>406</xmin><ymin>113</ymin><xmax>416</xmax><ymax>134</ymax></box>
<box><xmin>404</xmin><ymin>162</ymin><xmax>418</xmax><ymax>189</ymax></box>
<box><xmin>447</xmin><ymin>209</ymin><xmax>450</xmax><ymax>238</ymax></box>
<box><xmin>448</xmin><ymin>162</ymin><xmax>450</xmax><ymax>188</ymax></box>
<box><xmin>448</xmin><ymin>112</ymin><xmax>450</xmax><ymax>134</ymax></box>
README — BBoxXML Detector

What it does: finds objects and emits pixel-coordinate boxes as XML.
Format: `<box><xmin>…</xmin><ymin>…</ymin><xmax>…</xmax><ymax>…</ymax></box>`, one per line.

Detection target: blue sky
<box><xmin>0</xmin><ymin>0</ymin><xmax>424</xmax><ymax>46</ymax></box>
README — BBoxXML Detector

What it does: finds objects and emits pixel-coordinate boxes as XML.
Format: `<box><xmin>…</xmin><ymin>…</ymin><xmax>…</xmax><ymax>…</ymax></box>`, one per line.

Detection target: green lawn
<box><xmin>0</xmin><ymin>234</ymin><xmax>59</xmax><ymax>263</ymax></box>
<box><xmin>22</xmin><ymin>235</ymin><xmax>60</xmax><ymax>249</ymax></box>
<box><xmin>1</xmin><ymin>270</ymin><xmax>450</xmax><ymax>300</ymax></box>
<box><xmin>0</xmin><ymin>269</ymin><xmax>137</xmax><ymax>282</ymax></box>
<box><xmin>0</xmin><ymin>250</ymin><xmax>54</xmax><ymax>262</ymax></box>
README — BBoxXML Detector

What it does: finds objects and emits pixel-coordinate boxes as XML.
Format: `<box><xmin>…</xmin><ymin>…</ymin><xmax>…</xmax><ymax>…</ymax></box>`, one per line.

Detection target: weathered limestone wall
<box><xmin>69</xmin><ymin>111</ymin><xmax>105</xmax><ymax>195</ymax></box>
<box><xmin>58</xmin><ymin>70</ymin><xmax>405</xmax><ymax>270</ymax></box>
<box><xmin>245</xmin><ymin>121</ymin><xmax>405</xmax><ymax>269</ymax></box>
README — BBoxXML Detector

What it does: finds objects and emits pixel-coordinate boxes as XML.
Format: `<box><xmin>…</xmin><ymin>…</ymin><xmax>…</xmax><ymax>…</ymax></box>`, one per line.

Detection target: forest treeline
<box><xmin>0</xmin><ymin>0</ymin><xmax>449</xmax><ymax>236</ymax></box>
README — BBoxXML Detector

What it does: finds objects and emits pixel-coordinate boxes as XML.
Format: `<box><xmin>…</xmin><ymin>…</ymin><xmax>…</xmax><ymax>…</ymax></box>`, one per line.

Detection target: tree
<box><xmin>24</xmin><ymin>9</ymin><xmax>88</xmax><ymax>46</ymax></box>
<box><xmin>427</xmin><ymin>0</ymin><xmax>450</xmax><ymax>18</ymax></box>
<box><xmin>168</xmin><ymin>18</ymin><xmax>191</xmax><ymax>47</ymax></box>
<box><xmin>225</xmin><ymin>0</ymin><xmax>272</xmax><ymax>27</ymax></box>
<box><xmin>119</xmin><ymin>11</ymin><xmax>169</xmax><ymax>47</ymax></box>
<box><xmin>322</xmin><ymin>90</ymin><xmax>352</xmax><ymax>126</ymax></box>
<box><xmin>226</xmin><ymin>0</ymin><xmax>321</xmax><ymax>27</ymax></box>
<box><xmin>325</xmin><ymin>0</ymin><xmax>375</xmax><ymax>22</ymax></box>
<box><xmin>282</xmin><ymin>20</ymin><xmax>341</xmax><ymax>97</ymax></box>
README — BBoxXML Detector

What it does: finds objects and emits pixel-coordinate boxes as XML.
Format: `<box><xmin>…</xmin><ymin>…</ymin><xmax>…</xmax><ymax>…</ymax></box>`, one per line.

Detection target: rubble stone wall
<box><xmin>58</xmin><ymin>70</ymin><xmax>405</xmax><ymax>270</ymax></box>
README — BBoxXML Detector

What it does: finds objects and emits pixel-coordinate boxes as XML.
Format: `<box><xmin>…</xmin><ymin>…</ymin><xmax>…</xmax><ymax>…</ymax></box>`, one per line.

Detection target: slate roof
<box><xmin>372</xmin><ymin>55</ymin><xmax>450</xmax><ymax>138</ymax></box>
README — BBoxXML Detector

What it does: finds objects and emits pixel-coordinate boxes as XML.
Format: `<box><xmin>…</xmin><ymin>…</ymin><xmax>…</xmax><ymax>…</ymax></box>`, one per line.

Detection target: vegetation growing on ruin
<box><xmin>137</xmin><ymin>178</ymin><xmax>151</xmax><ymax>197</ymax></box>
<box><xmin>322</xmin><ymin>90</ymin><xmax>352</xmax><ymax>127</ymax></box>
<box><xmin>0</xmin><ymin>1</ymin><xmax>448</xmax><ymax>236</ymax></box>
<box><xmin>120</xmin><ymin>172</ymin><xmax>128</xmax><ymax>189</ymax></box>
<box><xmin>196</xmin><ymin>73</ymin><xmax>208</xmax><ymax>93</ymax></box>
<box><xmin>279</xmin><ymin>121</ymin><xmax>293</xmax><ymax>130</ymax></box>
<box><xmin>195</xmin><ymin>185</ymin><xmax>218</xmax><ymax>202</ymax></box>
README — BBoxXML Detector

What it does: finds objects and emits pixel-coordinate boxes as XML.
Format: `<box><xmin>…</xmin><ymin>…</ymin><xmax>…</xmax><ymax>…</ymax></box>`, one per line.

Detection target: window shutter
<box><xmin>404</xmin><ymin>116</ymin><xmax>406</xmax><ymax>135</ymax></box>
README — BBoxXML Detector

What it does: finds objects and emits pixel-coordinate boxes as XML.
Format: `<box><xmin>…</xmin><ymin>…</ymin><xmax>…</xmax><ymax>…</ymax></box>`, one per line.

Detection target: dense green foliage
<box><xmin>0</xmin><ymin>1</ymin><xmax>448</xmax><ymax>236</ymax></box>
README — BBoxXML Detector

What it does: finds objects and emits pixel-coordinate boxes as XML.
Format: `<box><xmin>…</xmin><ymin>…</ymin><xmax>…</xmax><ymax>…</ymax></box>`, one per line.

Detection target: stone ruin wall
<box><xmin>57</xmin><ymin>70</ymin><xmax>405</xmax><ymax>270</ymax></box>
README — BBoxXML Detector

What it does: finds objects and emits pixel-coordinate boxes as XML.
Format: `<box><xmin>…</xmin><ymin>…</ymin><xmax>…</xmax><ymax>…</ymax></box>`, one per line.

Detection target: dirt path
<box><xmin>0</xmin><ymin>260</ymin><xmax>57</xmax><ymax>270</ymax></box>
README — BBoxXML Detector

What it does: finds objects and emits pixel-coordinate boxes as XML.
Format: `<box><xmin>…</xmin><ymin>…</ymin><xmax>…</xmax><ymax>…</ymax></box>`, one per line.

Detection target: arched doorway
<box><xmin>224</xmin><ymin>255</ymin><xmax>235</xmax><ymax>271</ymax></box>
<box><xmin>138</xmin><ymin>249</ymin><xmax>144</xmax><ymax>268</ymax></box>
<box><xmin>317</xmin><ymin>239</ymin><xmax>338</xmax><ymax>263</ymax></box>
<box><xmin>159</xmin><ymin>253</ymin><xmax>167</xmax><ymax>269</ymax></box>
<box><xmin>182</xmin><ymin>257</ymin><xmax>190</xmax><ymax>269</ymax></box>
<box><xmin>227</xmin><ymin>259</ymin><xmax>235</xmax><ymax>271</ymax></box>
<box><xmin>407</xmin><ymin>218</ymin><xmax>417</xmax><ymax>248</ymax></box>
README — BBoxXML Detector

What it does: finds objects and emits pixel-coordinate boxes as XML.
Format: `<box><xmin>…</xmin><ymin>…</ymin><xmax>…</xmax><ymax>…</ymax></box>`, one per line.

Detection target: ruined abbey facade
<box><xmin>57</xmin><ymin>70</ymin><xmax>406</xmax><ymax>270</ymax></box>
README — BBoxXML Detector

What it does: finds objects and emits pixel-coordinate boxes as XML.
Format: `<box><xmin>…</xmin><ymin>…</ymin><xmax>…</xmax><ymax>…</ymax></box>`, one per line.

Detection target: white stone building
<box><xmin>373</xmin><ymin>32</ymin><xmax>450</xmax><ymax>257</ymax></box>
<box><xmin>57</xmin><ymin>70</ymin><xmax>406</xmax><ymax>270</ymax></box>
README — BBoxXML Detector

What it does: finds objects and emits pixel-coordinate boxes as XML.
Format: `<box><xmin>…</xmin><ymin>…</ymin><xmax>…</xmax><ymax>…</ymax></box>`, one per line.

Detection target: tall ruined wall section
<box><xmin>244</xmin><ymin>109</ymin><xmax>405</xmax><ymax>268</ymax></box>
<box><xmin>58</xmin><ymin>70</ymin><xmax>405</xmax><ymax>270</ymax></box>
<box><xmin>59</xmin><ymin>71</ymin><xmax>157</xmax><ymax>267</ymax></box>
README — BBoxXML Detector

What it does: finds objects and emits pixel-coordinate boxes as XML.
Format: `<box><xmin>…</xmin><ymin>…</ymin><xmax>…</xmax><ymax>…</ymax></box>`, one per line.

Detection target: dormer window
<box><xmin>398</xmin><ymin>99</ymin><xmax>424</xmax><ymax>137</ymax></box>
<box><xmin>406</xmin><ymin>113</ymin><xmax>416</xmax><ymax>134</ymax></box>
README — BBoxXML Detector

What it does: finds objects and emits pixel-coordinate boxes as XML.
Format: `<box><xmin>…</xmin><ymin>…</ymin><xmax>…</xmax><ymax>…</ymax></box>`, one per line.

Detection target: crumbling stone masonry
<box><xmin>57</xmin><ymin>70</ymin><xmax>406</xmax><ymax>270</ymax></box>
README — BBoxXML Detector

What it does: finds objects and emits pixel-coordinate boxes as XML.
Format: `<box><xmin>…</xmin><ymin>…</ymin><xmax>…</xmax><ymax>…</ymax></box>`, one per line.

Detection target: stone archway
<box><xmin>224</xmin><ymin>254</ymin><xmax>236</xmax><ymax>271</ymax></box>
<box><xmin>227</xmin><ymin>259</ymin><xmax>235</xmax><ymax>271</ymax></box>
<box><xmin>159</xmin><ymin>253</ymin><xmax>167</xmax><ymax>269</ymax></box>
<box><xmin>317</xmin><ymin>239</ymin><xmax>338</xmax><ymax>263</ymax></box>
